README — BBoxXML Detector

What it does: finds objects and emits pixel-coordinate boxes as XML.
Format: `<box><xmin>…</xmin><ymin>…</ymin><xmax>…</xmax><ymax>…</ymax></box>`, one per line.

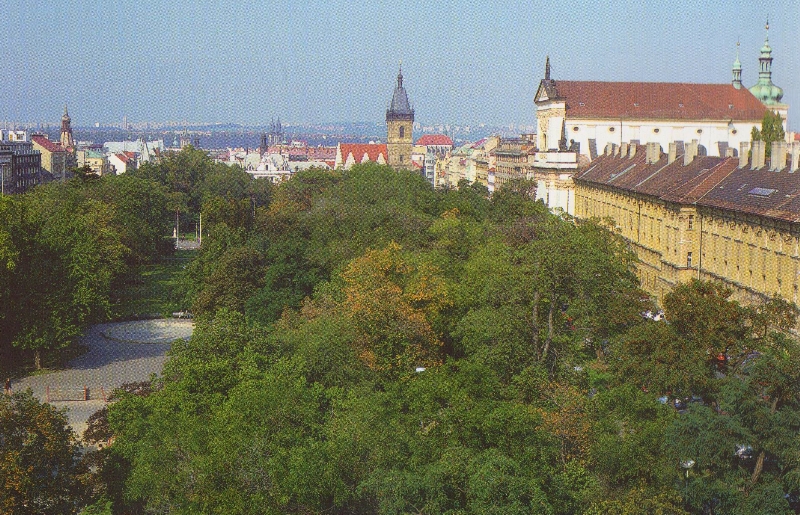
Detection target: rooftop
<box><xmin>416</xmin><ymin>134</ymin><xmax>453</xmax><ymax>147</ymax></box>
<box><xmin>541</xmin><ymin>81</ymin><xmax>768</xmax><ymax>121</ymax></box>
<box><xmin>30</xmin><ymin>134</ymin><xmax>68</xmax><ymax>153</ymax></box>
<box><xmin>576</xmin><ymin>144</ymin><xmax>800</xmax><ymax>223</ymax></box>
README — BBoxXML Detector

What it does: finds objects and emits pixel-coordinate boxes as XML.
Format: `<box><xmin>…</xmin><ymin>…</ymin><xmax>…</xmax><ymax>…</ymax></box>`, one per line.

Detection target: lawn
<box><xmin>112</xmin><ymin>249</ymin><xmax>196</xmax><ymax>319</ymax></box>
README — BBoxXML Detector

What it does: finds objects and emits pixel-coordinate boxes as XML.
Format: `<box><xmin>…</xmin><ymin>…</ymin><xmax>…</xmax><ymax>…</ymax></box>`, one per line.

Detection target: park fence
<box><xmin>45</xmin><ymin>385</ymin><xmax>109</xmax><ymax>403</ymax></box>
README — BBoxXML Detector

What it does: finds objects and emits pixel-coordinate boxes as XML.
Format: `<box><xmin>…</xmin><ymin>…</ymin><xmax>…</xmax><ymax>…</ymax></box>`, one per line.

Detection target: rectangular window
<box><xmin>687</xmin><ymin>252</ymin><xmax>693</xmax><ymax>268</ymax></box>
<box><xmin>688</xmin><ymin>215</ymin><xmax>694</xmax><ymax>230</ymax></box>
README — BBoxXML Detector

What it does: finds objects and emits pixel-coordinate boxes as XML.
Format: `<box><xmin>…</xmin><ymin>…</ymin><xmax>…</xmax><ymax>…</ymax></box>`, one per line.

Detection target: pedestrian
<box><xmin>3</xmin><ymin>378</ymin><xmax>10</xmax><ymax>395</ymax></box>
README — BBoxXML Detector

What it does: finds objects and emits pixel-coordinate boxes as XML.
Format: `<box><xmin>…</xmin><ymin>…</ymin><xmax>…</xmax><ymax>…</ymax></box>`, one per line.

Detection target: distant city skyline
<box><xmin>5</xmin><ymin>0</ymin><xmax>799</xmax><ymax>131</ymax></box>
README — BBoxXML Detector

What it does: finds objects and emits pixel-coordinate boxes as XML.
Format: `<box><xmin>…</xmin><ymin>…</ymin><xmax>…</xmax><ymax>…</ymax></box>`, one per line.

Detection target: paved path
<box><xmin>14</xmin><ymin>319</ymin><xmax>194</xmax><ymax>438</ymax></box>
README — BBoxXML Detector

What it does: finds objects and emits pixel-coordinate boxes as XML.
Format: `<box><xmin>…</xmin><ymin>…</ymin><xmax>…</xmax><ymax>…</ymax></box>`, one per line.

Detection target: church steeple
<box><xmin>732</xmin><ymin>40</ymin><xmax>742</xmax><ymax>89</ymax></box>
<box><xmin>749</xmin><ymin>18</ymin><xmax>784</xmax><ymax>105</ymax></box>
<box><xmin>60</xmin><ymin>104</ymin><xmax>74</xmax><ymax>149</ymax></box>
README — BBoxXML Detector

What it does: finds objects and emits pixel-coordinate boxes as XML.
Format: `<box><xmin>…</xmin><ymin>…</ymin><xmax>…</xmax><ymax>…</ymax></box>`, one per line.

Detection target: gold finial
<box><xmin>765</xmin><ymin>16</ymin><xmax>769</xmax><ymax>31</ymax></box>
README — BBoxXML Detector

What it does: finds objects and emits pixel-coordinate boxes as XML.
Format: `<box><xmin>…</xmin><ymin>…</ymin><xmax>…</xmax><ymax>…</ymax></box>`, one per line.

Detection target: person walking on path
<box><xmin>3</xmin><ymin>378</ymin><xmax>10</xmax><ymax>395</ymax></box>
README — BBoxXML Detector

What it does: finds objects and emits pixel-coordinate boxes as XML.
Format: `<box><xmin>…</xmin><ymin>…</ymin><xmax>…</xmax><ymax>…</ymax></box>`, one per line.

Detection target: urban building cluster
<box><xmin>0</xmin><ymin>105</ymin><xmax>173</xmax><ymax>194</ymax></box>
<box><xmin>5</xmin><ymin>22</ymin><xmax>798</xmax><ymax>309</ymax></box>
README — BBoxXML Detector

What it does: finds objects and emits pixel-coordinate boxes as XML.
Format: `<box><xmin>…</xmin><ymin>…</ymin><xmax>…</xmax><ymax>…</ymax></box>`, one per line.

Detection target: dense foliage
<box><xmin>92</xmin><ymin>161</ymin><xmax>800</xmax><ymax>514</ymax></box>
<box><xmin>0</xmin><ymin>173</ymin><xmax>172</xmax><ymax>372</ymax></box>
<box><xmin>6</xmin><ymin>150</ymin><xmax>800</xmax><ymax>513</ymax></box>
<box><xmin>0</xmin><ymin>146</ymin><xmax>268</xmax><ymax>375</ymax></box>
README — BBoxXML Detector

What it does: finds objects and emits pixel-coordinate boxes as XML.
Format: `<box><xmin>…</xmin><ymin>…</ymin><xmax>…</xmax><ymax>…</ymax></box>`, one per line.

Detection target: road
<box><xmin>14</xmin><ymin>319</ymin><xmax>194</xmax><ymax>438</ymax></box>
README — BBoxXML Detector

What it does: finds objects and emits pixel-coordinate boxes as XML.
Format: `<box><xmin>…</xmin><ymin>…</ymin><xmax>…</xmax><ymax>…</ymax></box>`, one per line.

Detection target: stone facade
<box><xmin>574</xmin><ymin>141</ymin><xmax>800</xmax><ymax>305</ymax></box>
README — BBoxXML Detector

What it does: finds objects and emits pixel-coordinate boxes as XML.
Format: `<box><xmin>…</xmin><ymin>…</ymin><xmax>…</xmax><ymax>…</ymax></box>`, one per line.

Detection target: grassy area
<box><xmin>112</xmin><ymin>249</ymin><xmax>196</xmax><ymax>319</ymax></box>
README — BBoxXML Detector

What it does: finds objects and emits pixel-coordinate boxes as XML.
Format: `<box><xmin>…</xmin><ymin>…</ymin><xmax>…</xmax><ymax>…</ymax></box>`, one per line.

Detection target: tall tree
<box><xmin>0</xmin><ymin>391</ymin><xmax>87</xmax><ymax>514</ymax></box>
<box><xmin>751</xmin><ymin>110</ymin><xmax>786</xmax><ymax>159</ymax></box>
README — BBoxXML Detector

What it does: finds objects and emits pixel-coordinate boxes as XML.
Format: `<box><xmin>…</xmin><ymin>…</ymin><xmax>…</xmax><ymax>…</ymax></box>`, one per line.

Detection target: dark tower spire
<box><xmin>386</xmin><ymin>62</ymin><xmax>414</xmax><ymax>169</ymax></box>
<box><xmin>545</xmin><ymin>55</ymin><xmax>551</xmax><ymax>80</ymax></box>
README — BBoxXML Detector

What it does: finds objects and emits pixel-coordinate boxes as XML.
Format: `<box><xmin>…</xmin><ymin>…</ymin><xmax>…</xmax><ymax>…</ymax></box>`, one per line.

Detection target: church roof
<box><xmin>416</xmin><ymin>134</ymin><xmax>453</xmax><ymax>146</ymax></box>
<box><xmin>387</xmin><ymin>69</ymin><xmax>413</xmax><ymax>117</ymax></box>
<box><xmin>544</xmin><ymin>81</ymin><xmax>767</xmax><ymax>121</ymax></box>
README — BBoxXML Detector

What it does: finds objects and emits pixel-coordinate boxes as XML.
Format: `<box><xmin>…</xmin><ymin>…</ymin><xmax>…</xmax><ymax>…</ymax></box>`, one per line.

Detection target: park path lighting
<box><xmin>681</xmin><ymin>459</ymin><xmax>695</xmax><ymax>489</ymax></box>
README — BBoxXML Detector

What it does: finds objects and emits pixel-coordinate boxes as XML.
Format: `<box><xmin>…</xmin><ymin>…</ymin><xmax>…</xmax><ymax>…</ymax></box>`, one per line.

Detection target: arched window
<box><xmin>399</xmin><ymin>126</ymin><xmax>405</xmax><ymax>138</ymax></box>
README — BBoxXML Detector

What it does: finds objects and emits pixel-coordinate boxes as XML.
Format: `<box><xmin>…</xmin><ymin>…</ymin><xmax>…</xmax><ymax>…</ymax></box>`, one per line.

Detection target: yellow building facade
<box><xmin>575</xmin><ymin>141</ymin><xmax>800</xmax><ymax>305</ymax></box>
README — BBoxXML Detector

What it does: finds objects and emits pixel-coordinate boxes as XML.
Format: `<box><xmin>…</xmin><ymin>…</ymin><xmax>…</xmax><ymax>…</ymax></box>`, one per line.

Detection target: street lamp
<box><xmin>681</xmin><ymin>459</ymin><xmax>695</xmax><ymax>489</ymax></box>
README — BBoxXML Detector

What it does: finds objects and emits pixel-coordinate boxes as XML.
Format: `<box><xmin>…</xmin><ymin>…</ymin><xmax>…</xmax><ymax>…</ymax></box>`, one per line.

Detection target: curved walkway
<box><xmin>14</xmin><ymin>319</ymin><xmax>193</xmax><ymax>438</ymax></box>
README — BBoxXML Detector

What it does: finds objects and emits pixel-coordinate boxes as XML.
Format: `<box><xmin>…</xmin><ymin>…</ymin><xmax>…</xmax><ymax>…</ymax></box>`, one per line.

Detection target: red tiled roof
<box><xmin>124</xmin><ymin>151</ymin><xmax>137</xmax><ymax>159</ymax></box>
<box><xmin>416</xmin><ymin>134</ymin><xmax>453</xmax><ymax>146</ymax></box>
<box><xmin>339</xmin><ymin>143</ymin><xmax>387</xmax><ymax>163</ymax></box>
<box><xmin>114</xmin><ymin>153</ymin><xmax>129</xmax><ymax>163</ymax></box>
<box><xmin>576</xmin><ymin>144</ymin><xmax>800</xmax><ymax>224</ymax></box>
<box><xmin>30</xmin><ymin>134</ymin><xmax>67</xmax><ymax>153</ymax></box>
<box><xmin>552</xmin><ymin>81</ymin><xmax>767</xmax><ymax>121</ymax></box>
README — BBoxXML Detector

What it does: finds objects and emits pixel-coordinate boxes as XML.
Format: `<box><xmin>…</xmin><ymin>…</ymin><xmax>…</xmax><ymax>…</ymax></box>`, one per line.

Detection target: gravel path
<box><xmin>14</xmin><ymin>319</ymin><xmax>194</xmax><ymax>438</ymax></box>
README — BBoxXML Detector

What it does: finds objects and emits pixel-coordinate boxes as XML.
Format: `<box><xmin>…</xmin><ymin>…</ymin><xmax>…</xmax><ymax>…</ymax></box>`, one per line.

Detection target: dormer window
<box><xmin>679</xmin><ymin>103</ymin><xmax>684</xmax><ymax>108</ymax></box>
<box><xmin>579</xmin><ymin>102</ymin><xmax>585</xmax><ymax>107</ymax></box>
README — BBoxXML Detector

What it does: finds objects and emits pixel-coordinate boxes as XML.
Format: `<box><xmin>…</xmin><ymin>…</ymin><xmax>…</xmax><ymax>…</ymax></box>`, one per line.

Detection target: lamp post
<box><xmin>681</xmin><ymin>459</ymin><xmax>695</xmax><ymax>490</ymax></box>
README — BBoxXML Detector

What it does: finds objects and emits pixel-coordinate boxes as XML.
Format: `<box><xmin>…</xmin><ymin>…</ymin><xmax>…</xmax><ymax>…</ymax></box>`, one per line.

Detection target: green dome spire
<box><xmin>732</xmin><ymin>39</ymin><xmax>742</xmax><ymax>89</ymax></box>
<box><xmin>749</xmin><ymin>18</ymin><xmax>784</xmax><ymax>105</ymax></box>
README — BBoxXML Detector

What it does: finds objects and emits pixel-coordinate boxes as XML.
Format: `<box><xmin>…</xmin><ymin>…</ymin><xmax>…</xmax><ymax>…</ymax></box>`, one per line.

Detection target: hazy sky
<box><xmin>4</xmin><ymin>0</ymin><xmax>799</xmax><ymax>130</ymax></box>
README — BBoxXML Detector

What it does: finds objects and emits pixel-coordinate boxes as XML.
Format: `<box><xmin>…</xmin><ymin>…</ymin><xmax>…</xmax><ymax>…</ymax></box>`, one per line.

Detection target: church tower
<box><xmin>386</xmin><ymin>65</ymin><xmax>414</xmax><ymax>169</ymax></box>
<box><xmin>60</xmin><ymin>104</ymin><xmax>74</xmax><ymax>149</ymax></box>
<box><xmin>731</xmin><ymin>40</ymin><xmax>742</xmax><ymax>89</ymax></box>
<box><xmin>749</xmin><ymin>19</ymin><xmax>784</xmax><ymax>106</ymax></box>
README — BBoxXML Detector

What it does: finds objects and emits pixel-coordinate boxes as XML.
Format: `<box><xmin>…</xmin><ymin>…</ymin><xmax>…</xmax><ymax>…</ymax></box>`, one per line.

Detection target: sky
<box><xmin>3</xmin><ymin>0</ymin><xmax>799</xmax><ymax>130</ymax></box>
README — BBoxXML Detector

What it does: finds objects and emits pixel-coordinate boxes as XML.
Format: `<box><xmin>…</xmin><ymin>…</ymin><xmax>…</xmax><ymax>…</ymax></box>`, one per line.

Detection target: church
<box><xmin>531</xmin><ymin>22</ymin><xmax>789</xmax><ymax>217</ymax></box>
<box><xmin>535</xmin><ymin>22</ymin><xmax>786</xmax><ymax>161</ymax></box>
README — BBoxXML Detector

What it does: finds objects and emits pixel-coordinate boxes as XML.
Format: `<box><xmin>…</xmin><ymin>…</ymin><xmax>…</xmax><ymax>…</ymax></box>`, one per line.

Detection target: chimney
<box><xmin>629</xmin><ymin>144</ymin><xmax>637</xmax><ymax>159</ymax></box>
<box><xmin>751</xmin><ymin>140</ymin><xmax>766</xmax><ymax>169</ymax></box>
<box><xmin>771</xmin><ymin>141</ymin><xmax>787</xmax><ymax>170</ymax></box>
<box><xmin>790</xmin><ymin>141</ymin><xmax>800</xmax><ymax>173</ymax></box>
<box><xmin>739</xmin><ymin>141</ymin><xmax>750</xmax><ymax>168</ymax></box>
<box><xmin>683</xmin><ymin>139</ymin><xmax>698</xmax><ymax>165</ymax></box>
<box><xmin>668</xmin><ymin>142</ymin><xmax>677</xmax><ymax>164</ymax></box>
<box><xmin>620</xmin><ymin>143</ymin><xmax>628</xmax><ymax>158</ymax></box>
<box><xmin>646</xmin><ymin>142</ymin><xmax>662</xmax><ymax>164</ymax></box>
<box><xmin>605</xmin><ymin>142</ymin><xmax>614</xmax><ymax>156</ymax></box>
<box><xmin>725</xmin><ymin>147</ymin><xmax>736</xmax><ymax>158</ymax></box>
